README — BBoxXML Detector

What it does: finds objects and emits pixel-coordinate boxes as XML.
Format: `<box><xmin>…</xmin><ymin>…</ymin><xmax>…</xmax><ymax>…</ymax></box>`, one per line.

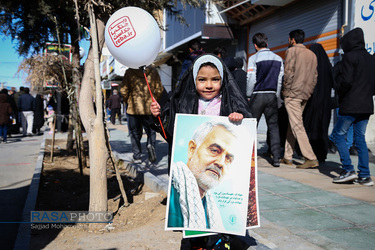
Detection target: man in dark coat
<box><xmin>107</xmin><ymin>89</ymin><xmax>122</xmax><ymax>125</ymax></box>
<box><xmin>17</xmin><ymin>87</ymin><xmax>34</xmax><ymax>136</ymax></box>
<box><xmin>331</xmin><ymin>27</ymin><xmax>375</xmax><ymax>186</ymax></box>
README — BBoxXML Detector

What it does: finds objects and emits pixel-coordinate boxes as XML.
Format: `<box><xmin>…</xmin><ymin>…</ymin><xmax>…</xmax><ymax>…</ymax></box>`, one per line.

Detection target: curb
<box><xmin>13</xmin><ymin>138</ymin><xmax>46</xmax><ymax>250</ymax></box>
<box><xmin>112</xmin><ymin>151</ymin><xmax>169</xmax><ymax>194</ymax></box>
<box><xmin>13</xmin><ymin>136</ymin><xmax>168</xmax><ymax>249</ymax></box>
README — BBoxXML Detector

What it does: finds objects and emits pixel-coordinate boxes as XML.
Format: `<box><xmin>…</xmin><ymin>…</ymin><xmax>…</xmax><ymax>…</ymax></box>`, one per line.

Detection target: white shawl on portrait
<box><xmin>171</xmin><ymin>161</ymin><xmax>224</xmax><ymax>230</ymax></box>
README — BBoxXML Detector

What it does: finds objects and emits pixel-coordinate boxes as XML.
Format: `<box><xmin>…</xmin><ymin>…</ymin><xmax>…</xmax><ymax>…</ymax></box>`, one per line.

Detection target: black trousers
<box><xmin>127</xmin><ymin>114</ymin><xmax>156</xmax><ymax>158</ymax></box>
<box><xmin>110</xmin><ymin>108</ymin><xmax>122</xmax><ymax>124</ymax></box>
<box><xmin>248</xmin><ymin>93</ymin><xmax>281</xmax><ymax>161</ymax></box>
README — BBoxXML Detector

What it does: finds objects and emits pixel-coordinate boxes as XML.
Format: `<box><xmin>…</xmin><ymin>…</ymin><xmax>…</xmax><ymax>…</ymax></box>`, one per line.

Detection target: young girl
<box><xmin>45</xmin><ymin>105</ymin><xmax>55</xmax><ymax>134</ymax></box>
<box><xmin>151</xmin><ymin>53</ymin><xmax>251</xmax><ymax>139</ymax></box>
<box><xmin>150</xmin><ymin>53</ymin><xmax>252</xmax><ymax>249</ymax></box>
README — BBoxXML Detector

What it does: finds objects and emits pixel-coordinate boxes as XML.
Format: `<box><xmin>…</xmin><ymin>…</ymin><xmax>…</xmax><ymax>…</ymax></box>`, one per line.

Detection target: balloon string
<box><xmin>142</xmin><ymin>67</ymin><xmax>167</xmax><ymax>139</ymax></box>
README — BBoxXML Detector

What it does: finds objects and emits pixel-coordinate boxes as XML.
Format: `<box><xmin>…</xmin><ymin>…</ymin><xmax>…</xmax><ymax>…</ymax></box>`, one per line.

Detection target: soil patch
<box><xmin>29</xmin><ymin>138</ymin><xmax>182</xmax><ymax>249</ymax></box>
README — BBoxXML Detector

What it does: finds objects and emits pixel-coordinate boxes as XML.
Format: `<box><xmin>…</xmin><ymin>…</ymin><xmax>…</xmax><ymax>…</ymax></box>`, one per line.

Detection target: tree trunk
<box><xmin>70</xmin><ymin>30</ymin><xmax>87</xmax><ymax>169</ymax></box>
<box><xmin>79</xmin><ymin>9</ymin><xmax>108</xmax><ymax>213</ymax></box>
<box><xmin>78</xmin><ymin>116</ymin><xmax>87</xmax><ymax>168</ymax></box>
<box><xmin>66</xmin><ymin>114</ymin><xmax>75</xmax><ymax>151</ymax></box>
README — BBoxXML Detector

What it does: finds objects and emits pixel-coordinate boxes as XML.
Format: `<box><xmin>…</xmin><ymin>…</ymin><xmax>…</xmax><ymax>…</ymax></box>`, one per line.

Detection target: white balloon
<box><xmin>104</xmin><ymin>7</ymin><xmax>161</xmax><ymax>69</ymax></box>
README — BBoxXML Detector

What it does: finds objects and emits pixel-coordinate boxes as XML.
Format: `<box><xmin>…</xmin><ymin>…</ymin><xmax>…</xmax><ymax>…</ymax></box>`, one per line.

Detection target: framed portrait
<box><xmin>165</xmin><ymin>114</ymin><xmax>259</xmax><ymax>236</ymax></box>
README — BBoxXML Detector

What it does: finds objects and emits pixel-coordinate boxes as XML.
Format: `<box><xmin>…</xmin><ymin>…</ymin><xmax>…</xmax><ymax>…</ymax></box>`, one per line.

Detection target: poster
<box><xmin>165</xmin><ymin>114</ymin><xmax>258</xmax><ymax>236</ymax></box>
<box><xmin>184</xmin><ymin>138</ymin><xmax>260</xmax><ymax>238</ymax></box>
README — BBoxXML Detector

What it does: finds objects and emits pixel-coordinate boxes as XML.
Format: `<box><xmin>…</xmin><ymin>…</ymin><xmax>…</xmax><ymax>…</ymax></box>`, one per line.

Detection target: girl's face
<box><xmin>195</xmin><ymin>65</ymin><xmax>221</xmax><ymax>100</ymax></box>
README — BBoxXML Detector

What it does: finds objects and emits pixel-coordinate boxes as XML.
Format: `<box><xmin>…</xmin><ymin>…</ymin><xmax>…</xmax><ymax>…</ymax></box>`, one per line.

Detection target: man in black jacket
<box><xmin>331</xmin><ymin>27</ymin><xmax>375</xmax><ymax>186</ymax></box>
<box><xmin>107</xmin><ymin>89</ymin><xmax>122</xmax><ymax>125</ymax></box>
<box><xmin>17</xmin><ymin>87</ymin><xmax>35</xmax><ymax>136</ymax></box>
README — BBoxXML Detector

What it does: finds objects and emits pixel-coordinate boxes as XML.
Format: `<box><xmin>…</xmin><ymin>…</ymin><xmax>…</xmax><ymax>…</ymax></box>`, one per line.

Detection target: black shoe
<box><xmin>349</xmin><ymin>146</ymin><xmax>358</xmax><ymax>156</ymax></box>
<box><xmin>272</xmin><ymin>159</ymin><xmax>280</xmax><ymax>167</ymax></box>
<box><xmin>262</xmin><ymin>151</ymin><xmax>272</xmax><ymax>158</ymax></box>
<box><xmin>132</xmin><ymin>154</ymin><xmax>142</xmax><ymax>164</ymax></box>
<box><xmin>332</xmin><ymin>170</ymin><xmax>357</xmax><ymax>183</ymax></box>
<box><xmin>353</xmin><ymin>177</ymin><xmax>374</xmax><ymax>186</ymax></box>
<box><xmin>328</xmin><ymin>140</ymin><xmax>337</xmax><ymax>154</ymax></box>
<box><xmin>147</xmin><ymin>145</ymin><xmax>157</xmax><ymax>163</ymax></box>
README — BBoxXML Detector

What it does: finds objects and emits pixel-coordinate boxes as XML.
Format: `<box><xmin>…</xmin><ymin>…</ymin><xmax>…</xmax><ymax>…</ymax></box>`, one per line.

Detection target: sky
<box><xmin>0</xmin><ymin>33</ymin><xmax>91</xmax><ymax>91</ymax></box>
<box><xmin>0</xmin><ymin>34</ymin><xmax>27</xmax><ymax>90</ymax></box>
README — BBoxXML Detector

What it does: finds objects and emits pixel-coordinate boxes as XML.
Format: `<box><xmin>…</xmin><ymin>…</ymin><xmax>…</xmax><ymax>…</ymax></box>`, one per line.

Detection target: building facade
<box><xmin>100</xmin><ymin>0</ymin><xmax>375</xmax><ymax>140</ymax></box>
<box><xmin>159</xmin><ymin>0</ymin><xmax>374</xmax><ymax>141</ymax></box>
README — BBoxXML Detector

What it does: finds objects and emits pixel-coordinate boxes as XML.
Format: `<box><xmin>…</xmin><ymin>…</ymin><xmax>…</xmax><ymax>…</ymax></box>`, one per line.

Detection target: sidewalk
<box><xmin>0</xmin><ymin>132</ymin><xmax>45</xmax><ymax>250</ymax></box>
<box><xmin>108</xmin><ymin>122</ymin><xmax>375</xmax><ymax>249</ymax></box>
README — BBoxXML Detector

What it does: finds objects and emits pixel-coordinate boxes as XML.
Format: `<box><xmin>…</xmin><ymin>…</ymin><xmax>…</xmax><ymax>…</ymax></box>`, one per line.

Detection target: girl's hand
<box><xmin>150</xmin><ymin>101</ymin><xmax>161</xmax><ymax>117</ymax></box>
<box><xmin>228</xmin><ymin>112</ymin><xmax>243</xmax><ymax>123</ymax></box>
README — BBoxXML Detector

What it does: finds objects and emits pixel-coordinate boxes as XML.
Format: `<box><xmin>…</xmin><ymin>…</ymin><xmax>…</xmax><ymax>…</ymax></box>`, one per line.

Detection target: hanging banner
<box><xmin>45</xmin><ymin>42</ymin><xmax>72</xmax><ymax>62</ymax></box>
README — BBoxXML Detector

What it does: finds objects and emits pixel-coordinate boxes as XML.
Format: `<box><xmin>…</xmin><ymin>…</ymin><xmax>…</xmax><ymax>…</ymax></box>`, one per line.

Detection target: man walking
<box><xmin>120</xmin><ymin>66</ymin><xmax>164</xmax><ymax>163</ymax></box>
<box><xmin>247</xmin><ymin>32</ymin><xmax>283</xmax><ymax>167</ymax></box>
<box><xmin>331</xmin><ymin>27</ymin><xmax>375</xmax><ymax>186</ymax></box>
<box><xmin>281</xmin><ymin>29</ymin><xmax>319</xmax><ymax>169</ymax></box>
<box><xmin>107</xmin><ymin>89</ymin><xmax>122</xmax><ymax>125</ymax></box>
<box><xmin>17</xmin><ymin>87</ymin><xmax>35</xmax><ymax>136</ymax></box>
<box><xmin>13</xmin><ymin>86</ymin><xmax>25</xmax><ymax>134</ymax></box>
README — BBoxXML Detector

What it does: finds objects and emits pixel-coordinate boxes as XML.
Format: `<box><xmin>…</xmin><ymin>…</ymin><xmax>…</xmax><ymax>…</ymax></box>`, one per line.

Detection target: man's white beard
<box><xmin>196</xmin><ymin>169</ymin><xmax>221</xmax><ymax>191</ymax></box>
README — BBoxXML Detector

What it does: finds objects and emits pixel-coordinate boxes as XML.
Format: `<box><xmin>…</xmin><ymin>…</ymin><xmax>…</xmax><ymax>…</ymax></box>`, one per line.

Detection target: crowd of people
<box><xmin>1</xmin><ymin>28</ymin><xmax>372</xmax><ymax>189</ymax></box>
<box><xmin>0</xmin><ymin>87</ymin><xmax>59</xmax><ymax>142</ymax></box>
<box><xmin>104</xmin><ymin>27</ymin><xmax>375</xmax><ymax>191</ymax></box>
<box><xmin>1</xmin><ymin>25</ymin><xmax>374</xmax><ymax>250</ymax></box>
<box><xmin>147</xmin><ymin>27</ymin><xmax>375</xmax><ymax>249</ymax></box>
<box><xmin>148</xmin><ymin>27</ymin><xmax>375</xmax><ymax>186</ymax></box>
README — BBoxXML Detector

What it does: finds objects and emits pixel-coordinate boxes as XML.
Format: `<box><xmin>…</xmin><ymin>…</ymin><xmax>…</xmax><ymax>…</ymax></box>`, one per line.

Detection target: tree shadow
<box><xmin>317</xmin><ymin>161</ymin><xmax>343</xmax><ymax>178</ymax></box>
<box><xmin>0</xmin><ymin>186</ymin><xmax>31</xmax><ymax>250</ymax></box>
<box><xmin>30</xmin><ymin>166</ymin><xmax>89</xmax><ymax>249</ymax></box>
<box><xmin>30</xmin><ymin>136</ymin><xmax>151</xmax><ymax>249</ymax></box>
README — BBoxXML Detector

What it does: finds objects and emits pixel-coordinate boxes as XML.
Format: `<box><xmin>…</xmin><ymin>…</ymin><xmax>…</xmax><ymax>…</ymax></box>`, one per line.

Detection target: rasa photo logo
<box><xmin>31</xmin><ymin>211</ymin><xmax>113</xmax><ymax>223</ymax></box>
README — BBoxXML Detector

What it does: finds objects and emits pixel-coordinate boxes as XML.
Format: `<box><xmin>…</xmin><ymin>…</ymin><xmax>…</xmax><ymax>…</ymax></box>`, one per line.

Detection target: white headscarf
<box><xmin>193</xmin><ymin>54</ymin><xmax>224</xmax><ymax>87</ymax></box>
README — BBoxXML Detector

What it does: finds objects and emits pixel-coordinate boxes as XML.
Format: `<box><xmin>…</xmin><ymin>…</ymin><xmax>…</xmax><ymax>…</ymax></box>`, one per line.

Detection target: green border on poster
<box><xmin>184</xmin><ymin>230</ymin><xmax>213</xmax><ymax>237</ymax></box>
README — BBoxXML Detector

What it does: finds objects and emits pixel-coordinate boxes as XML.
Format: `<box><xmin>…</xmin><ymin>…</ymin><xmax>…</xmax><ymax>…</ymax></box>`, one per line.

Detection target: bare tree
<box><xmin>2</xmin><ymin>0</ymin><xmax>210</xmax><ymax>218</ymax></box>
